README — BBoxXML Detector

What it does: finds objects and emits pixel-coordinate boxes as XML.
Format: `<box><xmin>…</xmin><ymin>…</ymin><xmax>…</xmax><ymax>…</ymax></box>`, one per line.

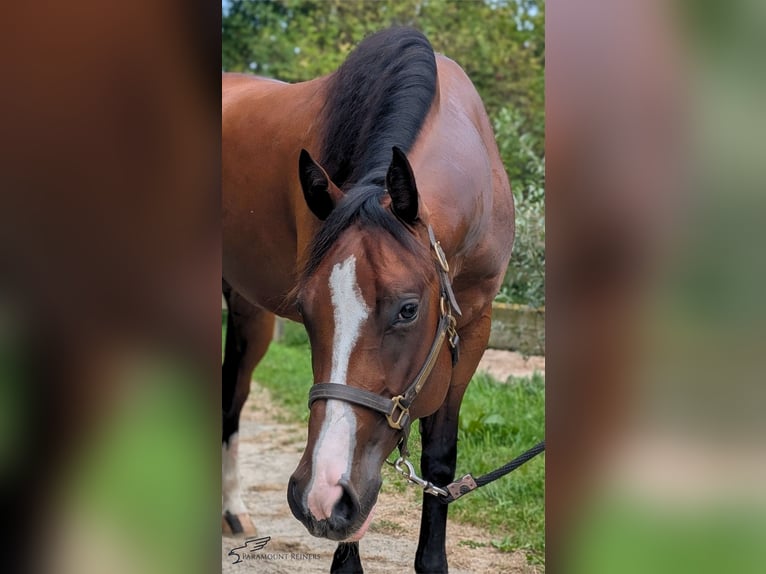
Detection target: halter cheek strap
<box><xmin>307</xmin><ymin>224</ymin><xmax>461</xmax><ymax>453</ymax></box>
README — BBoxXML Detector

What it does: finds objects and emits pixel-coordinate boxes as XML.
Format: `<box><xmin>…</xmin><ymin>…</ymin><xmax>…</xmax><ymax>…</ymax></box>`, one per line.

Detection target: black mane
<box><xmin>319</xmin><ymin>27</ymin><xmax>438</xmax><ymax>189</ymax></box>
<box><xmin>300</xmin><ymin>27</ymin><xmax>438</xmax><ymax>283</ymax></box>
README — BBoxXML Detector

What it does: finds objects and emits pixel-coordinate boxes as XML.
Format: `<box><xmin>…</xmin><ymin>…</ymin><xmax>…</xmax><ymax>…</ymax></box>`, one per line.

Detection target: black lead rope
<box><xmin>439</xmin><ymin>440</ymin><xmax>545</xmax><ymax>504</ymax></box>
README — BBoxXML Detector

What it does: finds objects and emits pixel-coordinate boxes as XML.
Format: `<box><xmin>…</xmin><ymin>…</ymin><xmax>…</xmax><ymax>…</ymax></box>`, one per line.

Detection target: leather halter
<box><xmin>307</xmin><ymin>225</ymin><xmax>461</xmax><ymax>451</ymax></box>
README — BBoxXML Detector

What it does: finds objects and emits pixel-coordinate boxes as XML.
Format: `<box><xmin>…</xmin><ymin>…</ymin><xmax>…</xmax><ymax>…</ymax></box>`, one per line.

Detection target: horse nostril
<box><xmin>331</xmin><ymin>483</ymin><xmax>358</xmax><ymax>527</ymax></box>
<box><xmin>286</xmin><ymin>475</ymin><xmax>305</xmax><ymax>523</ymax></box>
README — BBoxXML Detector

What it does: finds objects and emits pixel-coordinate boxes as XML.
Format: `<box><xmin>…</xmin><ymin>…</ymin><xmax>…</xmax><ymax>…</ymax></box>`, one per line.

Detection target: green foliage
<box><xmin>494</xmin><ymin>106</ymin><xmax>545</xmax><ymax>203</ymax></box>
<box><xmin>252</xmin><ymin>341</ymin><xmax>314</xmax><ymax>421</ymax></box>
<box><xmin>493</xmin><ymin>106</ymin><xmax>545</xmax><ymax>307</ymax></box>
<box><xmin>503</xmin><ymin>196</ymin><xmax>545</xmax><ymax>308</ymax></box>
<box><xmin>280</xmin><ymin>318</ymin><xmax>310</xmax><ymax>347</ymax></box>
<box><xmin>223</xmin><ymin>0</ymin><xmax>545</xmax><ymax>307</ymax></box>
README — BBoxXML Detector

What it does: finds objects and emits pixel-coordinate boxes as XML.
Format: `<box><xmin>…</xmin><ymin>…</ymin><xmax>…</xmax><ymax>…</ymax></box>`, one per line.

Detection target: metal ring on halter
<box><xmin>385</xmin><ymin>395</ymin><xmax>410</xmax><ymax>430</ymax></box>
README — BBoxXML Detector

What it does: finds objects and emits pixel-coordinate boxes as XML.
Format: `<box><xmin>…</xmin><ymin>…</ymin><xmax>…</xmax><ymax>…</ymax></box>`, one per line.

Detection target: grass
<box><xmin>451</xmin><ymin>372</ymin><xmax>545</xmax><ymax>563</ymax></box>
<box><xmin>248</xmin><ymin>342</ymin><xmax>314</xmax><ymax>421</ymax></box>
<box><xmin>227</xmin><ymin>317</ymin><xmax>545</xmax><ymax>565</ymax></box>
<box><xmin>566</xmin><ymin>496</ymin><xmax>766</xmax><ymax>574</ymax></box>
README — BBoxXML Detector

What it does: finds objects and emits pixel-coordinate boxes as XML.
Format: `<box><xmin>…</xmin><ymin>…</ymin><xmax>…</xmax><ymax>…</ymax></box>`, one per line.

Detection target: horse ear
<box><xmin>298</xmin><ymin>149</ymin><xmax>342</xmax><ymax>221</ymax></box>
<box><xmin>386</xmin><ymin>146</ymin><xmax>419</xmax><ymax>224</ymax></box>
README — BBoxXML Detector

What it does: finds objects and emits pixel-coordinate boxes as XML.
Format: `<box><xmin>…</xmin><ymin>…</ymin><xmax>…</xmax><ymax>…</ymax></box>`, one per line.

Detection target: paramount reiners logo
<box><xmin>228</xmin><ymin>536</ymin><xmax>320</xmax><ymax>564</ymax></box>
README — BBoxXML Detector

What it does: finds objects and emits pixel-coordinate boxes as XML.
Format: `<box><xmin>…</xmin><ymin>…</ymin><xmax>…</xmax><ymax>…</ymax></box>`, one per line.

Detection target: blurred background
<box><xmin>547</xmin><ymin>0</ymin><xmax>766</xmax><ymax>572</ymax></box>
<box><xmin>0</xmin><ymin>1</ymin><xmax>220</xmax><ymax>573</ymax></box>
<box><xmin>1</xmin><ymin>0</ymin><xmax>765</xmax><ymax>573</ymax></box>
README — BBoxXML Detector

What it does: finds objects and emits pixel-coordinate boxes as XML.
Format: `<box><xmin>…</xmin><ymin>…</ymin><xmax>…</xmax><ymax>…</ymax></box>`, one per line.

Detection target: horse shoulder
<box><xmin>429</xmin><ymin>56</ymin><xmax>514</xmax><ymax>314</ymax></box>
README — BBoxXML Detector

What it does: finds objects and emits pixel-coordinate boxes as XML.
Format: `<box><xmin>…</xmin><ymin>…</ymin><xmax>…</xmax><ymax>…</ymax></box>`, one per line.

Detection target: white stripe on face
<box><xmin>306</xmin><ymin>255</ymin><xmax>370</xmax><ymax>521</ymax></box>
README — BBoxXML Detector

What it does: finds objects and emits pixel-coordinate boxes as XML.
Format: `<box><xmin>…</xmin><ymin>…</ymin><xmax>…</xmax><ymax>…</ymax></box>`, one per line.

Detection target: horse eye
<box><xmin>397</xmin><ymin>302</ymin><xmax>419</xmax><ymax>322</ymax></box>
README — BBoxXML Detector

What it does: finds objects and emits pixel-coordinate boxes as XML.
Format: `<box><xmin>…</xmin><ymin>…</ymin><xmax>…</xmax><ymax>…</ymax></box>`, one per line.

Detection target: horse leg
<box><xmin>414</xmin><ymin>308</ymin><xmax>492</xmax><ymax>573</ymax></box>
<box><xmin>222</xmin><ymin>282</ymin><xmax>275</xmax><ymax>535</ymax></box>
<box><xmin>331</xmin><ymin>541</ymin><xmax>363</xmax><ymax>573</ymax></box>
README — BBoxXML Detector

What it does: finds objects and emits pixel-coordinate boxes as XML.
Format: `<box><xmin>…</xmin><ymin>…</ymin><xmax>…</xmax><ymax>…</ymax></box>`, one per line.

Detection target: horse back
<box><xmin>222</xmin><ymin>73</ymin><xmax>325</xmax><ymax>317</ymax></box>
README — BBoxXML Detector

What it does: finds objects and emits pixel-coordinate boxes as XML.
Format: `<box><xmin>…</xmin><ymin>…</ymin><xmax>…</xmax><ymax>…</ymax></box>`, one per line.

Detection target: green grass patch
<box><xmin>251</xmin><ymin>342</ymin><xmax>313</xmax><ymax>422</ymax></box>
<box><xmin>567</xmin><ymin>496</ymin><xmax>766</xmax><ymax>574</ymax></box>
<box><xmin>225</xmin><ymin>317</ymin><xmax>544</xmax><ymax>565</ymax></box>
<box><xmin>451</xmin><ymin>372</ymin><xmax>545</xmax><ymax>564</ymax></box>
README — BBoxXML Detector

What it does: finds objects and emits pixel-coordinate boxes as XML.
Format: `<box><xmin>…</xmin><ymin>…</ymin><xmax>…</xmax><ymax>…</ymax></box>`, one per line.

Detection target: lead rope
<box><xmin>388</xmin><ymin>440</ymin><xmax>545</xmax><ymax>504</ymax></box>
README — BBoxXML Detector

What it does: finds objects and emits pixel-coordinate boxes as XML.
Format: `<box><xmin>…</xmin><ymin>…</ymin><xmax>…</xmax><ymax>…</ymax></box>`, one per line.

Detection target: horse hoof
<box><xmin>222</xmin><ymin>511</ymin><xmax>256</xmax><ymax>536</ymax></box>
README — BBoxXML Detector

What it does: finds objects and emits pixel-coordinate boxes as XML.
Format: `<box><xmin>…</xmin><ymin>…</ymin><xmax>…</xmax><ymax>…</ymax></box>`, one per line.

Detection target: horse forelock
<box><xmin>292</xmin><ymin>27</ymin><xmax>437</xmax><ymax>299</ymax></box>
<box><xmin>296</xmin><ymin>183</ymin><xmax>430</xmax><ymax>293</ymax></box>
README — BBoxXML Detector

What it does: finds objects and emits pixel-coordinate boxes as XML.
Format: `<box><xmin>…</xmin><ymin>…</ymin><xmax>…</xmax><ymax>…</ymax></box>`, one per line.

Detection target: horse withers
<box><xmin>222</xmin><ymin>27</ymin><xmax>513</xmax><ymax>573</ymax></box>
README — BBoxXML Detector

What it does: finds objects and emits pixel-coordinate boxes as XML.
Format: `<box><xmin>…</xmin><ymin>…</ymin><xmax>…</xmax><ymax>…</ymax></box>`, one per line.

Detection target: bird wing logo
<box><xmin>228</xmin><ymin>536</ymin><xmax>271</xmax><ymax>564</ymax></box>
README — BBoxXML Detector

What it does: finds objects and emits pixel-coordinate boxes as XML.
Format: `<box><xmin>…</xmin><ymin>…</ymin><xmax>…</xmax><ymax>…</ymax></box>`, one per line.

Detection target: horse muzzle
<box><xmin>286</xmin><ymin>471</ymin><xmax>381</xmax><ymax>541</ymax></box>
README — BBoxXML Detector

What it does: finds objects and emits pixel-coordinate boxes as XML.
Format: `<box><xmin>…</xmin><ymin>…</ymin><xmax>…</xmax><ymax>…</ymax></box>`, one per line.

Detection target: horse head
<box><xmin>286</xmin><ymin>147</ymin><xmax>457</xmax><ymax>541</ymax></box>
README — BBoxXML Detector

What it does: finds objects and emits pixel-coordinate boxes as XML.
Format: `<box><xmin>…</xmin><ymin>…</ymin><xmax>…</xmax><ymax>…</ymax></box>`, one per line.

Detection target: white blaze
<box><xmin>306</xmin><ymin>255</ymin><xmax>369</xmax><ymax>521</ymax></box>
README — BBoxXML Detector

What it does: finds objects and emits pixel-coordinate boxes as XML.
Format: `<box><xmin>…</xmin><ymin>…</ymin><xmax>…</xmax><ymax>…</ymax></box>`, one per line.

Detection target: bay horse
<box><xmin>222</xmin><ymin>27</ymin><xmax>513</xmax><ymax>573</ymax></box>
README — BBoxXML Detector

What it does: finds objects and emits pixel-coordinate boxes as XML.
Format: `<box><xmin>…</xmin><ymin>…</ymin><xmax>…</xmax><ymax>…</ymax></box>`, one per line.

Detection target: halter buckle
<box><xmin>447</xmin><ymin>315</ymin><xmax>458</xmax><ymax>348</ymax></box>
<box><xmin>434</xmin><ymin>241</ymin><xmax>449</xmax><ymax>273</ymax></box>
<box><xmin>385</xmin><ymin>395</ymin><xmax>409</xmax><ymax>430</ymax></box>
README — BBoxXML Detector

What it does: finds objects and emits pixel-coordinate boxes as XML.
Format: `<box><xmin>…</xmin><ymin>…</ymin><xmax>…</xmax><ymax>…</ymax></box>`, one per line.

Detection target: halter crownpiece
<box><xmin>307</xmin><ymin>224</ymin><xmax>461</xmax><ymax>450</ymax></box>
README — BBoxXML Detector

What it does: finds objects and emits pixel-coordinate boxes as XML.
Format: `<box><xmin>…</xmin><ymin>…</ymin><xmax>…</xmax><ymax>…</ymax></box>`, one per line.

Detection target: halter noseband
<box><xmin>307</xmin><ymin>225</ymin><xmax>461</xmax><ymax>454</ymax></box>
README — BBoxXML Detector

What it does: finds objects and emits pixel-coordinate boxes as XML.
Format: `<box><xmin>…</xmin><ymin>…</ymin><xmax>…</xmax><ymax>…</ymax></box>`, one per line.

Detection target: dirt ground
<box><xmin>222</xmin><ymin>350</ymin><xmax>544</xmax><ymax>573</ymax></box>
<box><xmin>475</xmin><ymin>349</ymin><xmax>544</xmax><ymax>382</ymax></box>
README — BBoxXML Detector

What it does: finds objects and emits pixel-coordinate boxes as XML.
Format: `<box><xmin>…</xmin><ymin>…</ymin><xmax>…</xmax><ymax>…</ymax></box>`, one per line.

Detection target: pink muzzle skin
<box><xmin>306</xmin><ymin>481</ymin><xmax>344</xmax><ymax>521</ymax></box>
<box><xmin>343</xmin><ymin>503</ymin><xmax>377</xmax><ymax>542</ymax></box>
